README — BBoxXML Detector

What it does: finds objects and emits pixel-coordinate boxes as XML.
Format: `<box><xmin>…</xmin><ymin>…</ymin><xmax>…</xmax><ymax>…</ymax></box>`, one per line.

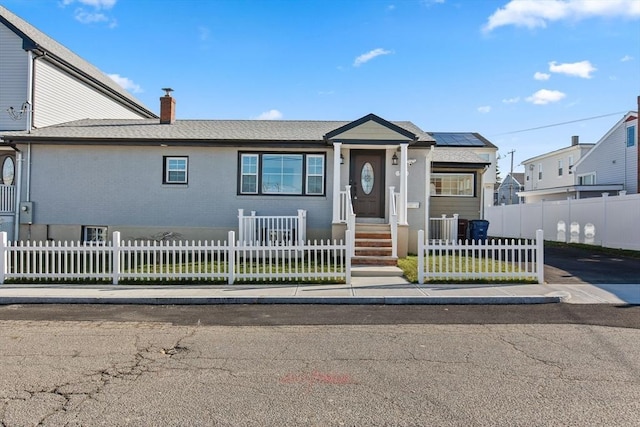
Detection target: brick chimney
<box><xmin>160</xmin><ymin>88</ymin><xmax>175</xmax><ymax>124</ymax></box>
<box><xmin>571</xmin><ymin>135</ymin><xmax>579</xmax><ymax>146</ymax></box>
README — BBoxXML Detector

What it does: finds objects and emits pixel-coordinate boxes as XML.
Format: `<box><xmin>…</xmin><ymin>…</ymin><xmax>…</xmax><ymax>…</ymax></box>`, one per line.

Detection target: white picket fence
<box><xmin>417</xmin><ymin>229</ymin><xmax>544</xmax><ymax>284</ymax></box>
<box><xmin>0</xmin><ymin>231</ymin><xmax>351</xmax><ymax>285</ymax></box>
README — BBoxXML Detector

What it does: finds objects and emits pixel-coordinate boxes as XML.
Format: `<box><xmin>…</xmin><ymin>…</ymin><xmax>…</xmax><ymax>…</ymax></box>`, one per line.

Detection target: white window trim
<box><xmin>83</xmin><ymin>226</ymin><xmax>108</xmax><ymax>245</ymax></box>
<box><xmin>164</xmin><ymin>156</ymin><xmax>188</xmax><ymax>184</ymax></box>
<box><xmin>305</xmin><ymin>154</ymin><xmax>325</xmax><ymax>195</ymax></box>
<box><xmin>430</xmin><ymin>173</ymin><xmax>475</xmax><ymax>197</ymax></box>
<box><xmin>240</xmin><ymin>154</ymin><xmax>259</xmax><ymax>194</ymax></box>
<box><xmin>578</xmin><ymin>172</ymin><xmax>596</xmax><ymax>185</ymax></box>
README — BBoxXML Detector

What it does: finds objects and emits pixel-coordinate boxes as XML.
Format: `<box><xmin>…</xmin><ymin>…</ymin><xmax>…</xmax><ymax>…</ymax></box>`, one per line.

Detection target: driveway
<box><xmin>544</xmin><ymin>245</ymin><xmax>640</xmax><ymax>284</ymax></box>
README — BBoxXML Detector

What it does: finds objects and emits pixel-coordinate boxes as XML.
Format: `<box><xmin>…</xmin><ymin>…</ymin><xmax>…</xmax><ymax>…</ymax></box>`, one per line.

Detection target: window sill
<box><xmin>162</xmin><ymin>184</ymin><xmax>188</xmax><ymax>188</ymax></box>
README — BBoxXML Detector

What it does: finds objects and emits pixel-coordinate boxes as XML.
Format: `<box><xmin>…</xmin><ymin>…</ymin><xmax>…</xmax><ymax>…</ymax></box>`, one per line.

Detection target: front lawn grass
<box><xmin>397</xmin><ymin>255</ymin><xmax>537</xmax><ymax>284</ymax></box>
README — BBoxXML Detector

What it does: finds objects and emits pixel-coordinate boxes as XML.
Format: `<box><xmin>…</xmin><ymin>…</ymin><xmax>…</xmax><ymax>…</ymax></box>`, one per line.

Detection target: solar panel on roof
<box><xmin>431</xmin><ymin>132</ymin><xmax>485</xmax><ymax>147</ymax></box>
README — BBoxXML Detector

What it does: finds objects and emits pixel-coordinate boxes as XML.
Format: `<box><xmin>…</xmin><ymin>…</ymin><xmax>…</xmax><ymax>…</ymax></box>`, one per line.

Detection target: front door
<box><xmin>349</xmin><ymin>150</ymin><xmax>385</xmax><ymax>218</ymax></box>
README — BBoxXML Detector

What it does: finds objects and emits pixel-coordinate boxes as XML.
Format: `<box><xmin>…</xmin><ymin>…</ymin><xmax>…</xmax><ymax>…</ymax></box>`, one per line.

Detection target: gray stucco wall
<box><xmin>20</xmin><ymin>144</ymin><xmax>334</xmax><ymax>241</ymax></box>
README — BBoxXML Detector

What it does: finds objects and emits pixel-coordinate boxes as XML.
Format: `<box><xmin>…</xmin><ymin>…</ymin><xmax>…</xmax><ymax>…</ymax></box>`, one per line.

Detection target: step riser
<box><xmin>355</xmin><ymin>233</ymin><xmax>392</xmax><ymax>240</ymax></box>
<box><xmin>355</xmin><ymin>249</ymin><xmax>393</xmax><ymax>256</ymax></box>
<box><xmin>355</xmin><ymin>240</ymin><xmax>392</xmax><ymax>248</ymax></box>
<box><xmin>352</xmin><ymin>259</ymin><xmax>398</xmax><ymax>266</ymax></box>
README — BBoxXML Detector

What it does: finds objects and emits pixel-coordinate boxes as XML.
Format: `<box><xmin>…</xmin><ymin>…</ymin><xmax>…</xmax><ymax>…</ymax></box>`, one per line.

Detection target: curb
<box><xmin>0</xmin><ymin>296</ymin><xmax>565</xmax><ymax>305</ymax></box>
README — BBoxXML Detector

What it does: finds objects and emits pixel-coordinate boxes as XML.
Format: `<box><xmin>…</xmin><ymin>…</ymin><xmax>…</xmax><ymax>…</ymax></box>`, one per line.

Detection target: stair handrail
<box><xmin>389</xmin><ymin>186</ymin><xmax>398</xmax><ymax>258</ymax></box>
<box><xmin>345</xmin><ymin>185</ymin><xmax>356</xmax><ymax>257</ymax></box>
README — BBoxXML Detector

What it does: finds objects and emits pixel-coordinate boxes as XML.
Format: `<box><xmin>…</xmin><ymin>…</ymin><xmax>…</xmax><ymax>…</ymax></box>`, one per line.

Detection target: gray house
<box><xmin>496</xmin><ymin>172</ymin><xmax>524</xmax><ymax>205</ymax></box>
<box><xmin>0</xmin><ymin>5</ymin><xmax>156</xmax><ymax>238</ymax></box>
<box><xmin>2</xmin><ymin>93</ymin><xmax>498</xmax><ymax>261</ymax></box>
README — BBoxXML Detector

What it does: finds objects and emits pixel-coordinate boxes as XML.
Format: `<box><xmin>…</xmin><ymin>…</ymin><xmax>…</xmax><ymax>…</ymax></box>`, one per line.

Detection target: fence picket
<box><xmin>418</xmin><ymin>230</ymin><xmax>544</xmax><ymax>283</ymax></box>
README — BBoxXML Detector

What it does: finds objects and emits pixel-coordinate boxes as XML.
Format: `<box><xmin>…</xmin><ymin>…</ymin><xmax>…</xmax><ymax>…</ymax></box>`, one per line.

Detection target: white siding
<box><xmin>575</xmin><ymin>125</ymin><xmax>628</xmax><ymax>187</ymax></box>
<box><xmin>523</xmin><ymin>145</ymin><xmax>593</xmax><ymax>191</ymax></box>
<box><xmin>33</xmin><ymin>60</ymin><xmax>147</xmax><ymax>127</ymax></box>
<box><xmin>0</xmin><ymin>23</ymin><xmax>29</xmax><ymax>131</ymax></box>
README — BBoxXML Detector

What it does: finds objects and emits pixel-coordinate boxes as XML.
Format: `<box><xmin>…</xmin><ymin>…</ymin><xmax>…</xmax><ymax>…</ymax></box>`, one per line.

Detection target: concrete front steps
<box><xmin>351</xmin><ymin>223</ymin><xmax>399</xmax><ymax>271</ymax></box>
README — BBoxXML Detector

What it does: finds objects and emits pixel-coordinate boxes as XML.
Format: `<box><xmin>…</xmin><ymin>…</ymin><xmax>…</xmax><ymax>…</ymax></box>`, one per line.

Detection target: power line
<box><xmin>494</xmin><ymin>111</ymin><xmax>627</xmax><ymax>136</ymax></box>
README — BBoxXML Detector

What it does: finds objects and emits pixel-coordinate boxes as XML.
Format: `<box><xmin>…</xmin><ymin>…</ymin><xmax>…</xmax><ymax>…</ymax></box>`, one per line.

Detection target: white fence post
<box><xmin>237</xmin><ymin>209</ymin><xmax>244</xmax><ymax>243</ymax></box>
<box><xmin>345</xmin><ymin>230</ymin><xmax>352</xmax><ymax>285</ymax></box>
<box><xmin>297</xmin><ymin>209</ymin><xmax>307</xmax><ymax>245</ymax></box>
<box><xmin>536</xmin><ymin>229</ymin><xmax>544</xmax><ymax>284</ymax></box>
<box><xmin>228</xmin><ymin>230</ymin><xmax>235</xmax><ymax>285</ymax></box>
<box><xmin>112</xmin><ymin>231</ymin><xmax>121</xmax><ymax>285</ymax></box>
<box><xmin>418</xmin><ymin>229</ymin><xmax>425</xmax><ymax>285</ymax></box>
<box><xmin>0</xmin><ymin>231</ymin><xmax>7</xmax><ymax>285</ymax></box>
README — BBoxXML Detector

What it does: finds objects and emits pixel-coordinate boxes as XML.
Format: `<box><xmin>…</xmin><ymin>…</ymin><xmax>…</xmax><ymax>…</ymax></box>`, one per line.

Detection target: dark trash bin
<box><xmin>469</xmin><ymin>220</ymin><xmax>489</xmax><ymax>242</ymax></box>
<box><xmin>457</xmin><ymin>219</ymin><xmax>469</xmax><ymax>242</ymax></box>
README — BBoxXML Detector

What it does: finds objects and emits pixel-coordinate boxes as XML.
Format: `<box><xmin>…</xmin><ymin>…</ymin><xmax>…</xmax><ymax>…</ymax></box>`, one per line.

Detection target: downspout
<box><xmin>13</xmin><ymin>149</ymin><xmax>22</xmax><ymax>241</ymax></box>
<box><xmin>480</xmin><ymin>164</ymin><xmax>489</xmax><ymax>219</ymax></box>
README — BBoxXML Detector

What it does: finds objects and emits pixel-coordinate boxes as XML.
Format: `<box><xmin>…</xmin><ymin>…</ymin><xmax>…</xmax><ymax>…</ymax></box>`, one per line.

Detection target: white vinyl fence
<box><xmin>0</xmin><ymin>231</ymin><xmax>351</xmax><ymax>285</ymax></box>
<box><xmin>486</xmin><ymin>193</ymin><xmax>640</xmax><ymax>251</ymax></box>
<box><xmin>417</xmin><ymin>229</ymin><xmax>544</xmax><ymax>284</ymax></box>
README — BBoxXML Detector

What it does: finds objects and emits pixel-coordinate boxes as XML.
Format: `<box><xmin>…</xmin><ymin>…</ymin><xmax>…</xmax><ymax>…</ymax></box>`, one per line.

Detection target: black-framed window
<box><xmin>430</xmin><ymin>173</ymin><xmax>475</xmax><ymax>197</ymax></box>
<box><xmin>163</xmin><ymin>156</ymin><xmax>188</xmax><ymax>184</ymax></box>
<box><xmin>82</xmin><ymin>226</ymin><xmax>107</xmax><ymax>245</ymax></box>
<box><xmin>238</xmin><ymin>152</ymin><xmax>326</xmax><ymax>196</ymax></box>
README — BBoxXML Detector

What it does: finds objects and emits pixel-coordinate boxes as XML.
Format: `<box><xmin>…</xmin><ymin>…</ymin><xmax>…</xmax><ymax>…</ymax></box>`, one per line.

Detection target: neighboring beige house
<box><xmin>518</xmin><ymin>136</ymin><xmax>597</xmax><ymax>203</ymax></box>
<box><xmin>0</xmin><ymin>5</ymin><xmax>156</xmax><ymax>239</ymax></box>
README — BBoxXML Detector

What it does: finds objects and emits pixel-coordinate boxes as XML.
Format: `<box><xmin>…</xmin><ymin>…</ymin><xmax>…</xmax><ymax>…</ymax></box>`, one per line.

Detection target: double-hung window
<box><xmin>430</xmin><ymin>173</ymin><xmax>474</xmax><ymax>196</ymax></box>
<box><xmin>558</xmin><ymin>160</ymin><xmax>563</xmax><ymax>176</ymax></box>
<box><xmin>239</xmin><ymin>153</ymin><xmax>325</xmax><ymax>195</ymax></box>
<box><xmin>163</xmin><ymin>156</ymin><xmax>188</xmax><ymax>184</ymax></box>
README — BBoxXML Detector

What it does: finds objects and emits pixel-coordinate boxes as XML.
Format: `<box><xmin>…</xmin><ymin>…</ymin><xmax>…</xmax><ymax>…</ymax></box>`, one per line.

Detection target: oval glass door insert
<box><xmin>361</xmin><ymin>162</ymin><xmax>374</xmax><ymax>195</ymax></box>
<box><xmin>2</xmin><ymin>157</ymin><xmax>14</xmax><ymax>186</ymax></box>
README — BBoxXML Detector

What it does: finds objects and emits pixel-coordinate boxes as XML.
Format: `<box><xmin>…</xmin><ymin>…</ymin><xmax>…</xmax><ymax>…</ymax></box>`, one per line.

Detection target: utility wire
<box><xmin>494</xmin><ymin>111</ymin><xmax>628</xmax><ymax>136</ymax></box>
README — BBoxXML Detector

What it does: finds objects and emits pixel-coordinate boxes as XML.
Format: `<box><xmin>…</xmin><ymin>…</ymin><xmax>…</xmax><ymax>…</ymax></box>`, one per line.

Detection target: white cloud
<box><xmin>353</xmin><ymin>48</ymin><xmax>392</xmax><ymax>67</ymax></box>
<box><xmin>549</xmin><ymin>60</ymin><xmax>596</xmax><ymax>78</ymax></box>
<box><xmin>621</xmin><ymin>55</ymin><xmax>633</xmax><ymax>62</ymax></box>
<box><xmin>526</xmin><ymin>89</ymin><xmax>566</xmax><ymax>105</ymax></box>
<box><xmin>107</xmin><ymin>74</ymin><xmax>142</xmax><ymax>93</ymax></box>
<box><xmin>62</xmin><ymin>0</ymin><xmax>117</xmax><ymax>8</ymax></box>
<box><xmin>477</xmin><ymin>105</ymin><xmax>491</xmax><ymax>113</ymax></box>
<box><xmin>534</xmin><ymin>71</ymin><xmax>550</xmax><ymax>81</ymax></box>
<box><xmin>256</xmin><ymin>109</ymin><xmax>283</xmax><ymax>120</ymax></box>
<box><xmin>483</xmin><ymin>0</ymin><xmax>640</xmax><ymax>33</ymax></box>
<box><xmin>63</xmin><ymin>0</ymin><xmax>117</xmax><ymax>26</ymax></box>
<box><xmin>502</xmin><ymin>97</ymin><xmax>520</xmax><ymax>104</ymax></box>
<box><xmin>73</xmin><ymin>9</ymin><xmax>108</xmax><ymax>24</ymax></box>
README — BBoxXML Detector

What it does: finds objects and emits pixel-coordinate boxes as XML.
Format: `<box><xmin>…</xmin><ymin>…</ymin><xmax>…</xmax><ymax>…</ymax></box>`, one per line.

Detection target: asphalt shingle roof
<box><xmin>2</xmin><ymin>118</ymin><xmax>435</xmax><ymax>144</ymax></box>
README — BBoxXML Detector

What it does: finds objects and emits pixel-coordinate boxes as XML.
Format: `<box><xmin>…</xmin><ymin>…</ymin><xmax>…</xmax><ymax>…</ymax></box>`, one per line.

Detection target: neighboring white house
<box><xmin>0</xmin><ymin>5</ymin><xmax>157</xmax><ymax>239</ymax></box>
<box><xmin>518</xmin><ymin>136</ymin><xmax>597</xmax><ymax>203</ymax></box>
<box><xmin>1</xmin><ymin>93</ymin><xmax>498</xmax><ymax>261</ymax></box>
<box><xmin>496</xmin><ymin>172</ymin><xmax>524</xmax><ymax>205</ymax></box>
<box><xmin>572</xmin><ymin>111</ymin><xmax>638</xmax><ymax>196</ymax></box>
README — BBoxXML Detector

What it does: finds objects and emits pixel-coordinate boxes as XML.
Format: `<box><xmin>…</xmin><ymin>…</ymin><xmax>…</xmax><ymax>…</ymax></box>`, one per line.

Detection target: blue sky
<box><xmin>3</xmin><ymin>0</ymin><xmax>640</xmax><ymax>176</ymax></box>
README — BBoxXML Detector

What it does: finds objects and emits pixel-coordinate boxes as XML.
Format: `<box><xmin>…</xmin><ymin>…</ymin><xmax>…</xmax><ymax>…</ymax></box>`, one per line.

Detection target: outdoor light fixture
<box><xmin>392</xmin><ymin>153</ymin><xmax>398</xmax><ymax>166</ymax></box>
<box><xmin>340</xmin><ymin>154</ymin><xmax>344</xmax><ymax>164</ymax></box>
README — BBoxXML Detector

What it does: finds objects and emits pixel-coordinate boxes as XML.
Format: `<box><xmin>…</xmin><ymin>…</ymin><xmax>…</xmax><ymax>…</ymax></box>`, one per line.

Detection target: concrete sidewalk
<box><xmin>0</xmin><ymin>276</ymin><xmax>637</xmax><ymax>305</ymax></box>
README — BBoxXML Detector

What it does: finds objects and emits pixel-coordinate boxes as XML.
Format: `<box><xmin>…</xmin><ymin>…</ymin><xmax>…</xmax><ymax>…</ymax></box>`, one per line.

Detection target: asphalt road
<box><xmin>544</xmin><ymin>244</ymin><xmax>640</xmax><ymax>284</ymax></box>
<box><xmin>0</xmin><ymin>303</ymin><xmax>638</xmax><ymax>328</ymax></box>
<box><xmin>1</xmin><ymin>312</ymin><xmax>638</xmax><ymax>426</ymax></box>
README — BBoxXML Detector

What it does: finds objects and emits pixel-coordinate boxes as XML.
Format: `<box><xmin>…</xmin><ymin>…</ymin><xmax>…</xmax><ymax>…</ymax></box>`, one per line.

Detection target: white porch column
<box><xmin>332</xmin><ymin>142</ymin><xmax>342</xmax><ymax>223</ymax></box>
<box><xmin>424</xmin><ymin>146</ymin><xmax>434</xmax><ymax>239</ymax></box>
<box><xmin>399</xmin><ymin>143</ymin><xmax>408</xmax><ymax>225</ymax></box>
